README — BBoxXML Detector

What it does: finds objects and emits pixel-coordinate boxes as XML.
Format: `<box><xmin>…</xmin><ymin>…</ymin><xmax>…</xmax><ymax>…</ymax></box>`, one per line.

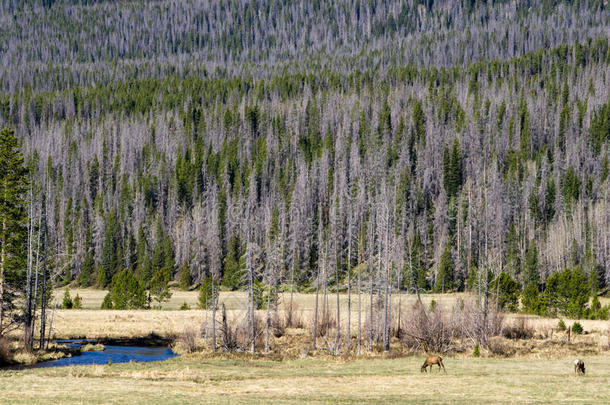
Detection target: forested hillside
<box><xmin>0</xmin><ymin>0</ymin><xmax>608</xmax><ymax>315</ymax></box>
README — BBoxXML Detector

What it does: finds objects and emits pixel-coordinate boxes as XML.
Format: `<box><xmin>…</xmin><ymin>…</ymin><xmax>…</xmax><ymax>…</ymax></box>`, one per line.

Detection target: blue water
<box><xmin>33</xmin><ymin>341</ymin><xmax>177</xmax><ymax>368</ymax></box>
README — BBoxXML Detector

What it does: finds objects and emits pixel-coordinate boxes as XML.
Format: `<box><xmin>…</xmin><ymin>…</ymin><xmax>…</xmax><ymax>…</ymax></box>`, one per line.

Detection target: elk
<box><xmin>574</xmin><ymin>359</ymin><xmax>585</xmax><ymax>375</ymax></box>
<box><xmin>421</xmin><ymin>355</ymin><xmax>446</xmax><ymax>373</ymax></box>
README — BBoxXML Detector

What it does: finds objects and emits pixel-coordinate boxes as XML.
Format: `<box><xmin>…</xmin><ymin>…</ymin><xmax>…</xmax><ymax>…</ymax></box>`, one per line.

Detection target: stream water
<box><xmin>32</xmin><ymin>340</ymin><xmax>177</xmax><ymax>368</ymax></box>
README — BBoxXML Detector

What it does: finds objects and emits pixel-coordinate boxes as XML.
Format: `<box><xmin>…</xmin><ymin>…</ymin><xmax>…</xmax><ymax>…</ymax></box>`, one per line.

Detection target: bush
<box><xmin>178</xmin><ymin>327</ymin><xmax>197</xmax><ymax>353</ymax></box>
<box><xmin>61</xmin><ymin>288</ymin><xmax>73</xmax><ymax>309</ymax></box>
<box><xmin>72</xmin><ymin>294</ymin><xmax>82</xmax><ymax>309</ymax></box>
<box><xmin>473</xmin><ymin>343</ymin><xmax>480</xmax><ymax>357</ymax></box>
<box><xmin>557</xmin><ymin>319</ymin><xmax>566</xmax><ymax>331</ymax></box>
<box><xmin>588</xmin><ymin>296</ymin><xmax>610</xmax><ymax>320</ymax></box>
<box><xmin>285</xmin><ymin>301</ymin><xmax>304</xmax><ymax>329</ymax></box>
<box><xmin>571</xmin><ymin>322</ymin><xmax>584</xmax><ymax>334</ymax></box>
<box><xmin>401</xmin><ymin>299</ymin><xmax>456</xmax><ymax>353</ymax></box>
<box><xmin>503</xmin><ymin>317</ymin><xmax>534</xmax><ymax>340</ymax></box>
<box><xmin>180</xmin><ymin>301</ymin><xmax>190</xmax><ymax>310</ymax></box>
<box><xmin>0</xmin><ymin>338</ymin><xmax>11</xmax><ymax>365</ymax></box>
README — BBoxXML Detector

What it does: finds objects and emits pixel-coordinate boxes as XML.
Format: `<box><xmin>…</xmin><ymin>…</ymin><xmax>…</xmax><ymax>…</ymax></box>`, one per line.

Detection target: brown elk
<box><xmin>574</xmin><ymin>359</ymin><xmax>585</xmax><ymax>375</ymax></box>
<box><xmin>421</xmin><ymin>355</ymin><xmax>446</xmax><ymax>373</ymax></box>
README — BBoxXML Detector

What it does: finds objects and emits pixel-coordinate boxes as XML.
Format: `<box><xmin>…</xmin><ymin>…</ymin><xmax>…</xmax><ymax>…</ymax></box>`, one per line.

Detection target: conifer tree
<box><xmin>434</xmin><ymin>244</ymin><xmax>453</xmax><ymax>293</ymax></box>
<box><xmin>0</xmin><ymin>128</ymin><xmax>28</xmax><ymax>336</ymax></box>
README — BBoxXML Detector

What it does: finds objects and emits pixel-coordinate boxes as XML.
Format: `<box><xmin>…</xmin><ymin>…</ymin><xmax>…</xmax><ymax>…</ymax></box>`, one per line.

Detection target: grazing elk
<box><xmin>574</xmin><ymin>359</ymin><xmax>585</xmax><ymax>375</ymax></box>
<box><xmin>421</xmin><ymin>355</ymin><xmax>446</xmax><ymax>373</ymax></box>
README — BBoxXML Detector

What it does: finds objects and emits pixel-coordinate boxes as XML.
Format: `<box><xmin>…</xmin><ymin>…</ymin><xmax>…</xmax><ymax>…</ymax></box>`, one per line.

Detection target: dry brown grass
<box><xmin>2</xmin><ymin>354</ymin><xmax>610</xmax><ymax>403</ymax></box>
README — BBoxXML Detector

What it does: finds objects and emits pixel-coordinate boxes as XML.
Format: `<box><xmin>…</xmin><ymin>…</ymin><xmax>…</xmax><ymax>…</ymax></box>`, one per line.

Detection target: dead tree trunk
<box><xmin>211</xmin><ymin>280</ymin><xmax>217</xmax><ymax>353</ymax></box>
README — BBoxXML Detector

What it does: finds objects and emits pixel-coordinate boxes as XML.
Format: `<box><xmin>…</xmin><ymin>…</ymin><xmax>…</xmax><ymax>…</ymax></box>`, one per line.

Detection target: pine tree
<box><xmin>98</xmin><ymin>210</ymin><xmax>120</xmax><ymax>287</ymax></box>
<box><xmin>523</xmin><ymin>241</ymin><xmax>539</xmax><ymax>287</ymax></box>
<box><xmin>504</xmin><ymin>221</ymin><xmax>520</xmax><ymax>279</ymax></box>
<box><xmin>519</xmin><ymin>98</ymin><xmax>531</xmax><ymax>160</ymax></box>
<box><xmin>79</xmin><ymin>226</ymin><xmax>94</xmax><ymax>286</ymax></box>
<box><xmin>412</xmin><ymin>100</ymin><xmax>425</xmax><ymax>146</ymax></box>
<box><xmin>443</xmin><ymin>138</ymin><xmax>463</xmax><ymax>198</ymax></box>
<box><xmin>0</xmin><ymin>128</ymin><xmax>28</xmax><ymax>336</ymax></box>
<box><xmin>150</xmin><ymin>266</ymin><xmax>172</xmax><ymax>309</ymax></box>
<box><xmin>561</xmin><ymin>166</ymin><xmax>581</xmax><ymax>208</ymax></box>
<box><xmin>222</xmin><ymin>234</ymin><xmax>244</xmax><ymax>290</ymax></box>
<box><xmin>434</xmin><ymin>244</ymin><xmax>453</xmax><ymax>293</ymax></box>
<box><xmin>109</xmin><ymin>269</ymin><xmax>147</xmax><ymax>309</ymax></box>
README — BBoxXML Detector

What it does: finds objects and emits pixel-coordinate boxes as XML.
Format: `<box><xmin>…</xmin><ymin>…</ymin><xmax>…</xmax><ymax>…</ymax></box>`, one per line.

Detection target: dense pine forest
<box><xmin>0</xmin><ymin>0</ymin><xmax>609</xmax><ymax>342</ymax></box>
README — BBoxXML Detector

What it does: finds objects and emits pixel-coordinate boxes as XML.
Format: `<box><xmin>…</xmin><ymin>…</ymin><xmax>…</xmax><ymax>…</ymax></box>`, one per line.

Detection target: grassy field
<box><xmin>1</xmin><ymin>354</ymin><xmax>609</xmax><ymax>404</ymax></box>
<box><xmin>48</xmin><ymin>289</ymin><xmax>610</xmax><ymax>340</ymax></box>
<box><xmin>1</xmin><ymin>289</ymin><xmax>605</xmax><ymax>404</ymax></box>
<box><xmin>53</xmin><ymin>288</ymin><xmax>471</xmax><ymax>311</ymax></box>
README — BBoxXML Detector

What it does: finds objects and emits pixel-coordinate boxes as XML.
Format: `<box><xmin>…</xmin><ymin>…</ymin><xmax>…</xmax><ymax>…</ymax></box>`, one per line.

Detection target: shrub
<box><xmin>61</xmin><ymin>288</ymin><xmax>73</xmax><ymax>309</ymax></box>
<box><xmin>285</xmin><ymin>301</ymin><xmax>304</xmax><ymax>329</ymax></box>
<box><xmin>487</xmin><ymin>338</ymin><xmax>516</xmax><ymax>357</ymax></box>
<box><xmin>72</xmin><ymin>294</ymin><xmax>82</xmax><ymax>309</ymax></box>
<box><xmin>588</xmin><ymin>296</ymin><xmax>610</xmax><ymax>320</ymax></box>
<box><xmin>503</xmin><ymin>317</ymin><xmax>534</xmax><ymax>340</ymax></box>
<box><xmin>180</xmin><ymin>301</ymin><xmax>190</xmax><ymax>310</ymax></box>
<box><xmin>0</xmin><ymin>338</ymin><xmax>11</xmax><ymax>365</ymax></box>
<box><xmin>473</xmin><ymin>343</ymin><xmax>480</xmax><ymax>357</ymax></box>
<box><xmin>571</xmin><ymin>322</ymin><xmax>584</xmax><ymax>334</ymax></box>
<box><xmin>557</xmin><ymin>319</ymin><xmax>566</xmax><ymax>331</ymax></box>
<box><xmin>220</xmin><ymin>303</ymin><xmax>237</xmax><ymax>351</ymax></box>
<box><xmin>178</xmin><ymin>327</ymin><xmax>197</xmax><ymax>353</ymax></box>
<box><xmin>401</xmin><ymin>299</ymin><xmax>456</xmax><ymax>353</ymax></box>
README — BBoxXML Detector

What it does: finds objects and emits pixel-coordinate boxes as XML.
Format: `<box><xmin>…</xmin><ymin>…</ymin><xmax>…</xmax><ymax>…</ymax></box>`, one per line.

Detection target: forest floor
<box><xmin>1</xmin><ymin>353</ymin><xmax>610</xmax><ymax>404</ymax></box>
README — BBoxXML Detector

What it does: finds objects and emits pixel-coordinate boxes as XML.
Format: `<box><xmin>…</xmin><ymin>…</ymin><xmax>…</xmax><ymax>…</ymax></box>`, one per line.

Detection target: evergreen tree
<box><xmin>178</xmin><ymin>262</ymin><xmax>192</xmax><ymax>290</ymax></box>
<box><xmin>63</xmin><ymin>197</ymin><xmax>74</xmax><ymax>284</ymax></box>
<box><xmin>198</xmin><ymin>275</ymin><xmax>219</xmax><ymax>309</ymax></box>
<box><xmin>490</xmin><ymin>272</ymin><xmax>520</xmax><ymax>312</ymax></box>
<box><xmin>522</xmin><ymin>282</ymin><xmax>541</xmax><ymax>314</ymax></box>
<box><xmin>443</xmin><ymin>138</ymin><xmax>463</xmax><ymax>199</ymax></box>
<box><xmin>434</xmin><ymin>244</ymin><xmax>453</xmax><ymax>293</ymax></box>
<box><xmin>0</xmin><ymin>128</ymin><xmax>28</xmax><ymax>335</ymax></box>
<box><xmin>504</xmin><ymin>221</ymin><xmax>520</xmax><ymax>279</ymax></box>
<box><xmin>543</xmin><ymin>178</ymin><xmax>556</xmax><ymax>223</ymax></box>
<box><xmin>412</xmin><ymin>100</ymin><xmax>426</xmax><ymax>146</ymax></box>
<box><xmin>522</xmin><ymin>241</ymin><xmax>539</xmax><ymax>287</ymax></box>
<box><xmin>61</xmin><ymin>288</ymin><xmax>73</xmax><ymax>309</ymax></box>
<box><xmin>222</xmin><ymin>234</ymin><xmax>244</xmax><ymax>290</ymax></box>
<box><xmin>98</xmin><ymin>210</ymin><xmax>120</xmax><ymax>287</ymax></box>
<box><xmin>519</xmin><ymin>98</ymin><xmax>531</xmax><ymax>160</ymax></box>
<box><xmin>408</xmin><ymin>230</ymin><xmax>426</xmax><ymax>290</ymax></box>
<box><xmin>149</xmin><ymin>266</ymin><xmax>172</xmax><ymax>309</ymax></box>
<box><xmin>562</xmin><ymin>166</ymin><xmax>581</xmax><ymax>208</ymax></box>
<box><xmin>109</xmin><ymin>269</ymin><xmax>147</xmax><ymax>309</ymax></box>
<box><xmin>78</xmin><ymin>225</ymin><xmax>94</xmax><ymax>286</ymax></box>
